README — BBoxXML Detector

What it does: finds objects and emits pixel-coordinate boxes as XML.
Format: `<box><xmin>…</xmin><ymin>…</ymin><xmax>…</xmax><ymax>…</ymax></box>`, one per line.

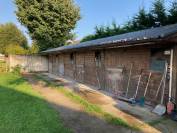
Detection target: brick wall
<box><xmin>49</xmin><ymin>45</ymin><xmax>172</xmax><ymax>105</ymax></box>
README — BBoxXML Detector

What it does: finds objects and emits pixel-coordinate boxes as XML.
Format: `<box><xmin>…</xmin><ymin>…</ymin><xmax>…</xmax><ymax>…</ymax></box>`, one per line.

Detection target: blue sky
<box><xmin>0</xmin><ymin>0</ymin><xmax>173</xmax><ymax>44</ymax></box>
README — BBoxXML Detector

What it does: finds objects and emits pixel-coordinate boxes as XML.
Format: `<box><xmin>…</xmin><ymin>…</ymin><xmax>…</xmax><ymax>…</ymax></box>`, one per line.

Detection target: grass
<box><xmin>0</xmin><ymin>73</ymin><xmax>72</xmax><ymax>133</ymax></box>
<box><xmin>34</xmin><ymin>74</ymin><xmax>137</xmax><ymax>130</ymax></box>
<box><xmin>58</xmin><ymin>88</ymin><xmax>134</xmax><ymax>128</ymax></box>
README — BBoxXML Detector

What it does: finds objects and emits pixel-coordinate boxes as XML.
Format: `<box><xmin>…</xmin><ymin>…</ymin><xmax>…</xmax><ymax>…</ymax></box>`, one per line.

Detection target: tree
<box><xmin>147</xmin><ymin>13</ymin><xmax>156</xmax><ymax>27</ymax></box>
<box><xmin>5</xmin><ymin>44</ymin><xmax>28</xmax><ymax>55</ymax></box>
<box><xmin>133</xmin><ymin>8</ymin><xmax>148</xmax><ymax>29</ymax></box>
<box><xmin>81</xmin><ymin>0</ymin><xmax>177</xmax><ymax>42</ymax></box>
<box><xmin>15</xmin><ymin>0</ymin><xmax>80</xmax><ymax>51</ymax></box>
<box><xmin>81</xmin><ymin>21</ymin><xmax>131</xmax><ymax>42</ymax></box>
<box><xmin>81</xmin><ymin>34</ymin><xmax>96</xmax><ymax>42</ymax></box>
<box><xmin>168</xmin><ymin>0</ymin><xmax>177</xmax><ymax>24</ymax></box>
<box><xmin>28</xmin><ymin>41</ymin><xmax>39</xmax><ymax>54</ymax></box>
<box><xmin>0</xmin><ymin>23</ymin><xmax>28</xmax><ymax>54</ymax></box>
<box><xmin>151</xmin><ymin>0</ymin><xmax>167</xmax><ymax>25</ymax></box>
<box><xmin>81</xmin><ymin>22</ymin><xmax>123</xmax><ymax>42</ymax></box>
<box><xmin>133</xmin><ymin>8</ymin><xmax>156</xmax><ymax>30</ymax></box>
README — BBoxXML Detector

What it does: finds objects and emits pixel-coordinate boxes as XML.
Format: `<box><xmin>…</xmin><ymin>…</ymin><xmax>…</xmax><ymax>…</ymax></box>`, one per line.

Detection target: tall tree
<box><xmin>134</xmin><ymin>8</ymin><xmax>148</xmax><ymax>29</ymax></box>
<box><xmin>28</xmin><ymin>41</ymin><xmax>39</xmax><ymax>54</ymax></box>
<box><xmin>5</xmin><ymin>44</ymin><xmax>28</xmax><ymax>55</ymax></box>
<box><xmin>15</xmin><ymin>0</ymin><xmax>80</xmax><ymax>51</ymax></box>
<box><xmin>81</xmin><ymin>0</ymin><xmax>177</xmax><ymax>42</ymax></box>
<box><xmin>0</xmin><ymin>23</ymin><xmax>28</xmax><ymax>54</ymax></box>
<box><xmin>151</xmin><ymin>0</ymin><xmax>167</xmax><ymax>25</ymax></box>
<box><xmin>81</xmin><ymin>22</ymin><xmax>127</xmax><ymax>42</ymax></box>
<box><xmin>132</xmin><ymin>8</ymin><xmax>155</xmax><ymax>30</ymax></box>
<box><xmin>168</xmin><ymin>0</ymin><xmax>177</xmax><ymax>24</ymax></box>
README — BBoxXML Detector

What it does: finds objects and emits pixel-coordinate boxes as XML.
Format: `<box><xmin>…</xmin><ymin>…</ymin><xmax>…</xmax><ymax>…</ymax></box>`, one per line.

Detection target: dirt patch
<box><xmin>75</xmin><ymin>88</ymin><xmax>110</xmax><ymax>105</ymax></box>
<box><xmin>26</xmin><ymin>73</ymin><xmax>177</xmax><ymax>133</ymax></box>
<box><xmin>24</xmin><ymin>74</ymin><xmax>132</xmax><ymax>133</ymax></box>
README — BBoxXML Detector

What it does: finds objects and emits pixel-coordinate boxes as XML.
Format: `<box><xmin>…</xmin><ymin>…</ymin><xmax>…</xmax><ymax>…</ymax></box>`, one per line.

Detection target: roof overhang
<box><xmin>41</xmin><ymin>38</ymin><xmax>173</xmax><ymax>55</ymax></box>
<box><xmin>41</xmin><ymin>23</ymin><xmax>177</xmax><ymax>55</ymax></box>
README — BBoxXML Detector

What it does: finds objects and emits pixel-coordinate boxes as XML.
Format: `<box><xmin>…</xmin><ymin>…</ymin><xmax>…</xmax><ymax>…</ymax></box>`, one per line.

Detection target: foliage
<box><xmin>151</xmin><ymin>0</ymin><xmax>167</xmax><ymax>25</ymax></box>
<box><xmin>28</xmin><ymin>41</ymin><xmax>39</xmax><ymax>54</ymax></box>
<box><xmin>15</xmin><ymin>0</ymin><xmax>80</xmax><ymax>51</ymax></box>
<box><xmin>168</xmin><ymin>1</ymin><xmax>177</xmax><ymax>24</ymax></box>
<box><xmin>81</xmin><ymin>22</ymin><xmax>126</xmax><ymax>42</ymax></box>
<box><xmin>5</xmin><ymin>44</ymin><xmax>28</xmax><ymax>55</ymax></box>
<box><xmin>81</xmin><ymin>0</ymin><xmax>177</xmax><ymax>42</ymax></box>
<box><xmin>11</xmin><ymin>65</ymin><xmax>22</xmax><ymax>75</ymax></box>
<box><xmin>130</xmin><ymin>8</ymin><xmax>155</xmax><ymax>30</ymax></box>
<box><xmin>0</xmin><ymin>23</ymin><xmax>28</xmax><ymax>54</ymax></box>
<box><xmin>0</xmin><ymin>73</ymin><xmax>71</xmax><ymax>133</ymax></box>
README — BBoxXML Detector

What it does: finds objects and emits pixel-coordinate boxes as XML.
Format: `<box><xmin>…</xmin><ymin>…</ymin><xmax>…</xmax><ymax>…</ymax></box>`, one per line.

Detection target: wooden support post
<box><xmin>169</xmin><ymin>49</ymin><xmax>173</xmax><ymax>101</ymax></box>
<box><xmin>172</xmin><ymin>45</ymin><xmax>177</xmax><ymax>104</ymax></box>
<box><xmin>73</xmin><ymin>52</ymin><xmax>76</xmax><ymax>81</ymax></box>
<box><xmin>101</xmin><ymin>50</ymin><xmax>106</xmax><ymax>90</ymax></box>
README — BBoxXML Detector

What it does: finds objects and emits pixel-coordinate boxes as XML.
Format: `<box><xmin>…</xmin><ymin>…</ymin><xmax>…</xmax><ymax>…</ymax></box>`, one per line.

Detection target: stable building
<box><xmin>43</xmin><ymin>23</ymin><xmax>177</xmax><ymax>106</ymax></box>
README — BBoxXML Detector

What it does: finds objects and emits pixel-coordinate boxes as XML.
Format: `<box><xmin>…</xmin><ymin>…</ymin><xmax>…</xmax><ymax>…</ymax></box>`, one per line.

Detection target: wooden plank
<box><xmin>172</xmin><ymin>45</ymin><xmax>177</xmax><ymax>104</ymax></box>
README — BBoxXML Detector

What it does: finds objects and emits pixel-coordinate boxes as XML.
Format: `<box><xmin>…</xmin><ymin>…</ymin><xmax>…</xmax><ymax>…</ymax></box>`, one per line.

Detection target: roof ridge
<box><xmin>43</xmin><ymin>23</ymin><xmax>177</xmax><ymax>53</ymax></box>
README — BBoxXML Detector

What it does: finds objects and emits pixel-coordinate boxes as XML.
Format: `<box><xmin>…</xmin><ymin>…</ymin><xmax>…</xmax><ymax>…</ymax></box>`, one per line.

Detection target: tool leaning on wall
<box><xmin>152</xmin><ymin>62</ymin><xmax>168</xmax><ymax>116</ymax></box>
<box><xmin>129</xmin><ymin>69</ymin><xmax>143</xmax><ymax>104</ymax></box>
<box><xmin>125</xmin><ymin>63</ymin><xmax>133</xmax><ymax>98</ymax></box>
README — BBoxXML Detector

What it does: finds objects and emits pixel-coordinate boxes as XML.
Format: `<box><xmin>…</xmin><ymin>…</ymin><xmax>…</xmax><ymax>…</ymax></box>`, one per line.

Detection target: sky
<box><xmin>0</xmin><ymin>0</ymin><xmax>173</xmax><ymax>44</ymax></box>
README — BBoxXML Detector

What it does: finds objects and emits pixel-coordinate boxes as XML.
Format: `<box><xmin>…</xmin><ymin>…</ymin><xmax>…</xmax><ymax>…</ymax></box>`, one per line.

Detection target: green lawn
<box><xmin>0</xmin><ymin>73</ymin><xmax>71</xmax><ymax>133</ymax></box>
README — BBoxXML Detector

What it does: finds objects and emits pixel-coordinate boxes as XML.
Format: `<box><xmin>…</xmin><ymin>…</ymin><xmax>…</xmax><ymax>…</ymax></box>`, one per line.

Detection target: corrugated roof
<box><xmin>43</xmin><ymin>23</ymin><xmax>177</xmax><ymax>53</ymax></box>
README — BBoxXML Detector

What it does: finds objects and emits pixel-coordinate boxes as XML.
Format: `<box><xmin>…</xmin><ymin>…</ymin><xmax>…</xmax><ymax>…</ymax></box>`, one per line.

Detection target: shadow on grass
<box><xmin>0</xmin><ymin>84</ymin><xmax>71</xmax><ymax>133</ymax></box>
<box><xmin>8</xmin><ymin>76</ymin><xmax>26</xmax><ymax>85</ymax></box>
<box><xmin>0</xmin><ymin>79</ymin><xmax>132</xmax><ymax>133</ymax></box>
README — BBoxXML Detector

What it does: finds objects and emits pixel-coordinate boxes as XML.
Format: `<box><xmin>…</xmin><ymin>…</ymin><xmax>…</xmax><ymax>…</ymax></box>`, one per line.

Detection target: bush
<box><xmin>12</xmin><ymin>65</ymin><xmax>21</xmax><ymax>75</ymax></box>
<box><xmin>5</xmin><ymin>44</ymin><xmax>28</xmax><ymax>55</ymax></box>
<box><xmin>0</xmin><ymin>61</ymin><xmax>7</xmax><ymax>72</ymax></box>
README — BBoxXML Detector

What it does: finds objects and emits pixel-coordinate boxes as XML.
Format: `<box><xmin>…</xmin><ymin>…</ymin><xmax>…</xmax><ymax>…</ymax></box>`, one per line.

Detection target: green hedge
<box><xmin>0</xmin><ymin>61</ymin><xmax>7</xmax><ymax>72</ymax></box>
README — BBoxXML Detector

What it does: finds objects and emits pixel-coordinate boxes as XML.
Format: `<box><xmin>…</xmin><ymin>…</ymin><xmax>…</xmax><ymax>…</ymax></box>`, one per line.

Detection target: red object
<box><xmin>167</xmin><ymin>101</ymin><xmax>174</xmax><ymax>115</ymax></box>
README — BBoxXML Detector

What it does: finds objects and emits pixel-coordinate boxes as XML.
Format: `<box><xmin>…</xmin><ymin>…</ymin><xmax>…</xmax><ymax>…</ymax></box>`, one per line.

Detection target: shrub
<box><xmin>0</xmin><ymin>61</ymin><xmax>7</xmax><ymax>72</ymax></box>
<box><xmin>12</xmin><ymin>65</ymin><xmax>22</xmax><ymax>75</ymax></box>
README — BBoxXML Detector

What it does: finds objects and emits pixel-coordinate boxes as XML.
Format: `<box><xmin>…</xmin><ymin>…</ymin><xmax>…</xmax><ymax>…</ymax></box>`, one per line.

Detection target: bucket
<box><xmin>139</xmin><ymin>97</ymin><xmax>145</xmax><ymax>107</ymax></box>
<box><xmin>167</xmin><ymin>101</ymin><xmax>174</xmax><ymax>114</ymax></box>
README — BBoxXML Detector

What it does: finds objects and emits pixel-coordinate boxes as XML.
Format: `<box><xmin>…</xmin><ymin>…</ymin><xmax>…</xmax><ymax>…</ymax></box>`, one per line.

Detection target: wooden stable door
<box><xmin>75</xmin><ymin>53</ymin><xmax>84</xmax><ymax>83</ymax></box>
<box><xmin>58</xmin><ymin>56</ymin><xmax>64</xmax><ymax>76</ymax></box>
